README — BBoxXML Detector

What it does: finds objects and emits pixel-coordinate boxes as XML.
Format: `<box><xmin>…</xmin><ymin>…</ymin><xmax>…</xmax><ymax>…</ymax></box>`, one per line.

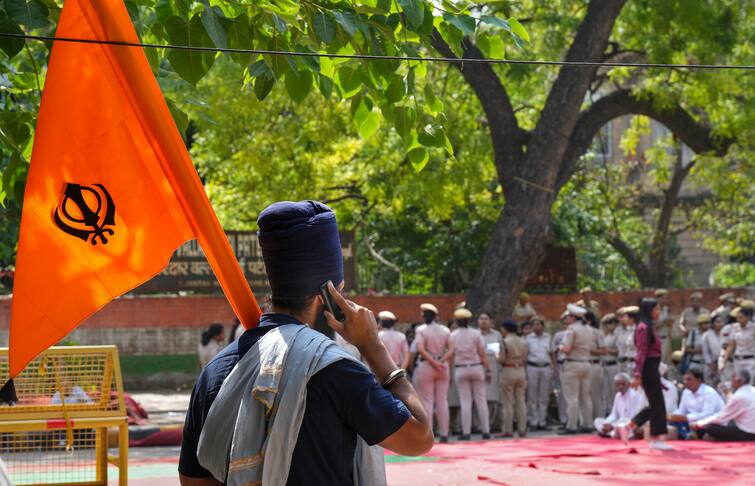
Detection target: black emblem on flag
<box><xmin>54</xmin><ymin>183</ymin><xmax>116</xmax><ymax>245</ymax></box>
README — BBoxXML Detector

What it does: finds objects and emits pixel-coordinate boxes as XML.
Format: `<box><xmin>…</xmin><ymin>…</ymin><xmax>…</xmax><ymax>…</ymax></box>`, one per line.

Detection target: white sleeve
<box><xmin>694</xmin><ymin>396</ymin><xmax>742</xmax><ymax>427</ymax></box>
<box><xmin>687</xmin><ymin>390</ymin><xmax>724</xmax><ymax>422</ymax></box>
<box><xmin>606</xmin><ymin>394</ymin><xmax>620</xmax><ymax>423</ymax></box>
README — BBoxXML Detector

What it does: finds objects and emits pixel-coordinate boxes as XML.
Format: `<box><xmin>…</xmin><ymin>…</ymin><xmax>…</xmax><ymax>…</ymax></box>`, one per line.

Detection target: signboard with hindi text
<box><xmin>133</xmin><ymin>230</ymin><xmax>357</xmax><ymax>295</ymax></box>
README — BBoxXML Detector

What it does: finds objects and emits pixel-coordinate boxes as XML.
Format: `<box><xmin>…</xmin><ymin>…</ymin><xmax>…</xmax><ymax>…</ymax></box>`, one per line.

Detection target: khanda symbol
<box><xmin>53</xmin><ymin>183</ymin><xmax>116</xmax><ymax>246</ymax></box>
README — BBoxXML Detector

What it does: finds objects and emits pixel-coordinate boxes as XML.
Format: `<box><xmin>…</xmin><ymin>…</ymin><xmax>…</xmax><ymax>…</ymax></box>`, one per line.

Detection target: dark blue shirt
<box><xmin>179</xmin><ymin>313</ymin><xmax>410</xmax><ymax>485</ymax></box>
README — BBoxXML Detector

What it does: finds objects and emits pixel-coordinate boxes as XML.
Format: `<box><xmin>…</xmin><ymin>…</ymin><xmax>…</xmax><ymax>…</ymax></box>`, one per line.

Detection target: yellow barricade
<box><xmin>0</xmin><ymin>346</ymin><xmax>128</xmax><ymax>485</ymax></box>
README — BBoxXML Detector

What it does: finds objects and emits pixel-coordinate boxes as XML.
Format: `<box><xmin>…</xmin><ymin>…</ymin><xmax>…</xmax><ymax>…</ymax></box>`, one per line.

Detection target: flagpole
<box><xmin>85</xmin><ymin>0</ymin><xmax>261</xmax><ymax>328</ymax></box>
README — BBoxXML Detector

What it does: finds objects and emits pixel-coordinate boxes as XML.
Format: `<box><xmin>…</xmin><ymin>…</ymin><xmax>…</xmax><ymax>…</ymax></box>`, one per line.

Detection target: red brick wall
<box><xmin>0</xmin><ymin>287</ymin><xmax>749</xmax><ymax>330</ymax></box>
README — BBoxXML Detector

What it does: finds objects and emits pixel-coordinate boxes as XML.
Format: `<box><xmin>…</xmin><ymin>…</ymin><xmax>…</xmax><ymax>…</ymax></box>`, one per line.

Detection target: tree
<box><xmin>1</xmin><ymin>1</ymin><xmax>752</xmax><ymax>316</ymax></box>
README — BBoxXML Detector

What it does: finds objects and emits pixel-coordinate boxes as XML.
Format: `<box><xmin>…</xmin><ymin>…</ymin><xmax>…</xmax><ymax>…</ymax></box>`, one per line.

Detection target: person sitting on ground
<box><xmin>594</xmin><ymin>373</ymin><xmax>644</xmax><ymax>439</ymax></box>
<box><xmin>659</xmin><ymin>363</ymin><xmax>679</xmax><ymax>414</ymax></box>
<box><xmin>198</xmin><ymin>323</ymin><xmax>225</xmax><ymax>369</ymax></box>
<box><xmin>691</xmin><ymin>369</ymin><xmax>755</xmax><ymax>441</ymax></box>
<box><xmin>667</xmin><ymin>367</ymin><xmax>724</xmax><ymax>440</ymax></box>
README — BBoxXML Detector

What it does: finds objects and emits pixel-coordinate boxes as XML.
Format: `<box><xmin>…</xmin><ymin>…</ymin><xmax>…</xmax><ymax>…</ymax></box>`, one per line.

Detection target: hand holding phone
<box><xmin>320</xmin><ymin>281</ymin><xmax>345</xmax><ymax>322</ymax></box>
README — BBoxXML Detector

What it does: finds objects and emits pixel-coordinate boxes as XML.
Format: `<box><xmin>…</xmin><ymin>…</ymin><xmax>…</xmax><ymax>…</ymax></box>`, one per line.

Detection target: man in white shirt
<box><xmin>594</xmin><ymin>373</ymin><xmax>644</xmax><ymax>438</ymax></box>
<box><xmin>659</xmin><ymin>363</ymin><xmax>679</xmax><ymax>414</ymax></box>
<box><xmin>691</xmin><ymin>369</ymin><xmax>755</xmax><ymax>441</ymax></box>
<box><xmin>667</xmin><ymin>367</ymin><xmax>724</xmax><ymax>439</ymax></box>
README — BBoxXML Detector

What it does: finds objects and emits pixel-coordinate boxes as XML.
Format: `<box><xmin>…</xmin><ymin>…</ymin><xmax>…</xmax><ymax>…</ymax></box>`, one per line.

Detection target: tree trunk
<box><xmin>465</xmin><ymin>184</ymin><xmax>555</xmax><ymax>319</ymax></box>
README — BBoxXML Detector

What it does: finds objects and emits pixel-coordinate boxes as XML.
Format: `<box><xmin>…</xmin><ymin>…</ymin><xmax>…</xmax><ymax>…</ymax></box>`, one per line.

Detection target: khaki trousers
<box><xmin>526</xmin><ymin>365</ymin><xmax>552</xmax><ymax>427</ymax></box>
<box><xmin>413</xmin><ymin>361</ymin><xmax>450</xmax><ymax>436</ymax></box>
<box><xmin>455</xmin><ymin>366</ymin><xmax>490</xmax><ymax>435</ymax></box>
<box><xmin>501</xmin><ymin>367</ymin><xmax>527</xmax><ymax>435</ymax></box>
<box><xmin>589</xmin><ymin>363</ymin><xmax>605</xmax><ymax>418</ymax></box>
<box><xmin>562</xmin><ymin>361</ymin><xmax>592</xmax><ymax>430</ymax></box>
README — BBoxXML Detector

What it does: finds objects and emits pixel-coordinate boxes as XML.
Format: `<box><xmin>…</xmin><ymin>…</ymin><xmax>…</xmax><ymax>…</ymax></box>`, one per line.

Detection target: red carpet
<box><xmin>385</xmin><ymin>436</ymin><xmax>755</xmax><ymax>485</ymax></box>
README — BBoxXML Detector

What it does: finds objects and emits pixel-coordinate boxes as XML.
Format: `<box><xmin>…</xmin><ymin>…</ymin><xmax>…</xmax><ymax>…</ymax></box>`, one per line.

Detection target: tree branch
<box><xmin>607</xmin><ymin>235</ymin><xmax>654</xmax><ymax>286</ymax></box>
<box><xmin>526</xmin><ymin>0</ymin><xmax>628</xmax><ymax>188</ymax></box>
<box><xmin>430</xmin><ymin>29</ymin><xmax>526</xmax><ymax>177</ymax></box>
<box><xmin>557</xmin><ymin>89</ymin><xmax>734</xmax><ymax>188</ymax></box>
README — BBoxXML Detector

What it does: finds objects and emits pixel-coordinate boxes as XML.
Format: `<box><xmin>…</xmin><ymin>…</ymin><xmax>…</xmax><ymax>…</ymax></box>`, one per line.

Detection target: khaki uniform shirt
<box><xmin>415</xmin><ymin>322</ymin><xmax>450</xmax><ymax>359</ymax></box>
<box><xmin>561</xmin><ymin>322</ymin><xmax>595</xmax><ymax>361</ymax></box>
<box><xmin>379</xmin><ymin>329</ymin><xmax>409</xmax><ymax>367</ymax></box>
<box><xmin>576</xmin><ymin>299</ymin><xmax>601</xmax><ymax>319</ymax></box>
<box><xmin>617</xmin><ymin>324</ymin><xmax>637</xmax><ymax>361</ymax></box>
<box><xmin>657</xmin><ymin>305</ymin><xmax>674</xmax><ymax>338</ymax></box>
<box><xmin>513</xmin><ymin>302</ymin><xmax>537</xmax><ymax>322</ymax></box>
<box><xmin>732</xmin><ymin>321</ymin><xmax>755</xmax><ymax>357</ymax></box>
<box><xmin>552</xmin><ymin>329</ymin><xmax>568</xmax><ymax>363</ymax></box>
<box><xmin>680</xmin><ymin>307</ymin><xmax>710</xmax><ymax>333</ymax></box>
<box><xmin>600</xmin><ymin>330</ymin><xmax>619</xmax><ymax>364</ymax></box>
<box><xmin>501</xmin><ymin>335</ymin><xmax>528</xmax><ymax>367</ymax></box>
<box><xmin>450</xmin><ymin>328</ymin><xmax>486</xmax><ymax>365</ymax></box>
<box><xmin>525</xmin><ymin>332</ymin><xmax>551</xmax><ymax>365</ymax></box>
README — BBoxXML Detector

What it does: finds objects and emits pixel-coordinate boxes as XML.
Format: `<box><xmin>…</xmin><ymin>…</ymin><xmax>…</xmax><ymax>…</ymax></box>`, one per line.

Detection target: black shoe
<box><xmin>558</xmin><ymin>429</ymin><xmax>578</xmax><ymax>435</ymax></box>
<box><xmin>439</xmin><ymin>436</ymin><xmax>448</xmax><ymax>443</ymax></box>
<box><xmin>579</xmin><ymin>427</ymin><xmax>593</xmax><ymax>434</ymax></box>
<box><xmin>482</xmin><ymin>433</ymin><xmax>491</xmax><ymax>440</ymax></box>
<box><xmin>537</xmin><ymin>425</ymin><xmax>548</xmax><ymax>431</ymax></box>
<box><xmin>458</xmin><ymin>435</ymin><xmax>470</xmax><ymax>441</ymax></box>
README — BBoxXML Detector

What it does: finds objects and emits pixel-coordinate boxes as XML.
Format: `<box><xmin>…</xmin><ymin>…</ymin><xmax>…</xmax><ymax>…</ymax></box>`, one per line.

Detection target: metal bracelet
<box><xmin>381</xmin><ymin>368</ymin><xmax>407</xmax><ymax>388</ymax></box>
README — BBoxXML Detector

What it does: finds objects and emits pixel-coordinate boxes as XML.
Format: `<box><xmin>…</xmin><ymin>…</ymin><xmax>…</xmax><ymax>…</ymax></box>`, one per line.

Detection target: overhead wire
<box><xmin>1</xmin><ymin>32</ymin><xmax>753</xmax><ymax>70</ymax></box>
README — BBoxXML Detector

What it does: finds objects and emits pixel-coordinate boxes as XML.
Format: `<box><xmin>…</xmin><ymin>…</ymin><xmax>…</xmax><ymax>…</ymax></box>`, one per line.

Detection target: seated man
<box><xmin>594</xmin><ymin>373</ymin><xmax>644</xmax><ymax>438</ymax></box>
<box><xmin>659</xmin><ymin>363</ymin><xmax>679</xmax><ymax>413</ymax></box>
<box><xmin>667</xmin><ymin>367</ymin><xmax>724</xmax><ymax>439</ymax></box>
<box><xmin>691</xmin><ymin>369</ymin><xmax>755</xmax><ymax>441</ymax></box>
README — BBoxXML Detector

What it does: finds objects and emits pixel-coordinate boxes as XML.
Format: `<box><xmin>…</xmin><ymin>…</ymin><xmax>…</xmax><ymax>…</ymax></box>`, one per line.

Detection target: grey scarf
<box><xmin>197</xmin><ymin>323</ymin><xmax>387</xmax><ymax>486</ymax></box>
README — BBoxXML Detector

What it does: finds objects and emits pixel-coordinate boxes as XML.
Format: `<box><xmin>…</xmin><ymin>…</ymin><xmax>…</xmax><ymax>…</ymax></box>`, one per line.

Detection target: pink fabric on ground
<box><xmin>386</xmin><ymin>436</ymin><xmax>755</xmax><ymax>485</ymax></box>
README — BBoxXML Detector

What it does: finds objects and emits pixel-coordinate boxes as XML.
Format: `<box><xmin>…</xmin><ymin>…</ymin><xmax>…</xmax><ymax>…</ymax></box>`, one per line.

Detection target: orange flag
<box><xmin>5</xmin><ymin>0</ymin><xmax>260</xmax><ymax>382</ymax></box>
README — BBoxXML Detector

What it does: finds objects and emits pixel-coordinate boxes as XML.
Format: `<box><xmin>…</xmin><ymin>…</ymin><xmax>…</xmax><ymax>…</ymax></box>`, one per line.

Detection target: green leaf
<box><xmin>254</xmin><ymin>72</ymin><xmax>275</xmax><ymax>101</ymax></box>
<box><xmin>318</xmin><ymin>74</ymin><xmax>334</xmax><ymax>98</ymax></box>
<box><xmin>480</xmin><ymin>15</ymin><xmax>511</xmax><ymax>32</ymax></box>
<box><xmin>200</xmin><ymin>2</ymin><xmax>228</xmax><ymax>49</ymax></box>
<box><xmin>4</xmin><ymin>0</ymin><xmax>49</xmax><ymax>29</ymax></box>
<box><xmin>264</xmin><ymin>0</ymin><xmax>300</xmax><ymax>18</ymax></box>
<box><xmin>174</xmin><ymin>0</ymin><xmax>190</xmax><ymax>19</ymax></box>
<box><xmin>398</xmin><ymin>0</ymin><xmax>424</xmax><ymax>30</ymax></box>
<box><xmin>508</xmin><ymin>18</ymin><xmax>530</xmax><ymax>42</ymax></box>
<box><xmin>312</xmin><ymin>12</ymin><xmax>337</xmax><ymax>44</ymax></box>
<box><xmin>408</xmin><ymin>147</ymin><xmax>429</xmax><ymax>172</ymax></box>
<box><xmin>165</xmin><ymin>97</ymin><xmax>189</xmax><ymax>136</ymax></box>
<box><xmin>385</xmin><ymin>76</ymin><xmax>406</xmax><ymax>103</ymax></box>
<box><xmin>155</xmin><ymin>0</ymin><xmax>173</xmax><ymax>24</ymax></box>
<box><xmin>393</xmin><ymin>106</ymin><xmax>416</xmax><ymax>138</ymax></box>
<box><xmin>476</xmin><ymin>33</ymin><xmax>505</xmax><ymax>60</ymax></box>
<box><xmin>334</xmin><ymin>11</ymin><xmax>359</xmax><ymax>36</ymax></box>
<box><xmin>227</xmin><ymin>14</ymin><xmax>254</xmax><ymax>66</ymax></box>
<box><xmin>285</xmin><ymin>70</ymin><xmax>312</xmax><ymax>103</ymax></box>
<box><xmin>165</xmin><ymin>14</ymin><xmax>216</xmax><ymax>86</ymax></box>
<box><xmin>358</xmin><ymin>111</ymin><xmax>380</xmax><ymax>139</ymax></box>
<box><xmin>336</xmin><ymin>66</ymin><xmax>362</xmax><ymax>98</ymax></box>
<box><xmin>442</xmin><ymin>13</ymin><xmax>476</xmax><ymax>36</ymax></box>
<box><xmin>0</xmin><ymin>11</ymin><xmax>24</xmax><ymax>58</ymax></box>
<box><xmin>417</xmin><ymin>123</ymin><xmax>446</xmax><ymax>148</ymax></box>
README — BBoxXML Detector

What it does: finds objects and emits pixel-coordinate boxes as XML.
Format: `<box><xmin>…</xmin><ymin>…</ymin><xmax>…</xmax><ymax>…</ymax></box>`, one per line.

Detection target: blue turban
<box><xmin>257</xmin><ymin>201</ymin><xmax>343</xmax><ymax>298</ymax></box>
<box><xmin>501</xmin><ymin>320</ymin><xmax>519</xmax><ymax>333</ymax></box>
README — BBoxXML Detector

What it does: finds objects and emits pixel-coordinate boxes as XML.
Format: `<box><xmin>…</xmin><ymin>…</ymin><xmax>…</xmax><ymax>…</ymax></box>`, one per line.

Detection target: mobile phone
<box><xmin>320</xmin><ymin>281</ymin><xmax>345</xmax><ymax>322</ymax></box>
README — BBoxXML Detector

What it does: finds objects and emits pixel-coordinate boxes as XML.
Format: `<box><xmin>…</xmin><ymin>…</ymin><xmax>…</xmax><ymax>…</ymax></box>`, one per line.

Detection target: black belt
<box><xmin>603</xmin><ymin>360</ymin><xmax>618</xmax><ymax>366</ymax></box>
<box><xmin>566</xmin><ymin>359</ymin><xmax>590</xmax><ymax>363</ymax></box>
<box><xmin>690</xmin><ymin>359</ymin><xmax>703</xmax><ymax>364</ymax></box>
<box><xmin>735</xmin><ymin>355</ymin><xmax>755</xmax><ymax>360</ymax></box>
<box><xmin>454</xmin><ymin>363</ymin><xmax>482</xmax><ymax>368</ymax></box>
<box><xmin>618</xmin><ymin>357</ymin><xmax>633</xmax><ymax>363</ymax></box>
<box><xmin>557</xmin><ymin>360</ymin><xmax>565</xmax><ymax>365</ymax></box>
<box><xmin>527</xmin><ymin>361</ymin><xmax>550</xmax><ymax>368</ymax></box>
<box><xmin>590</xmin><ymin>359</ymin><xmax>601</xmax><ymax>364</ymax></box>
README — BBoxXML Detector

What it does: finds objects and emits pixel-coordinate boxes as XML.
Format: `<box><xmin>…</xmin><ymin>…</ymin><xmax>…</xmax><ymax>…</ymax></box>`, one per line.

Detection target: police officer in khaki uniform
<box><xmin>551</xmin><ymin>313</ymin><xmax>570</xmax><ymax>427</ymax></box>
<box><xmin>712</xmin><ymin>293</ymin><xmax>737</xmax><ymax>325</ymax></box>
<box><xmin>679</xmin><ymin>292</ymin><xmax>710</xmax><ymax>337</ymax></box>
<box><xmin>721</xmin><ymin>301</ymin><xmax>755</xmax><ymax>377</ymax></box>
<box><xmin>525</xmin><ymin>316</ymin><xmax>553</xmax><ymax>430</ymax></box>
<box><xmin>599</xmin><ymin>313</ymin><xmax>620</xmax><ymax>418</ymax></box>
<box><xmin>576</xmin><ymin>287</ymin><xmax>601</xmax><ymax>319</ymax></box>
<box><xmin>655</xmin><ymin>289</ymin><xmax>674</xmax><ymax>365</ymax></box>
<box><xmin>499</xmin><ymin>320</ymin><xmax>528</xmax><ymax>437</ymax></box>
<box><xmin>558</xmin><ymin>304</ymin><xmax>595</xmax><ymax>434</ymax></box>
<box><xmin>617</xmin><ymin>306</ymin><xmax>639</xmax><ymax>376</ymax></box>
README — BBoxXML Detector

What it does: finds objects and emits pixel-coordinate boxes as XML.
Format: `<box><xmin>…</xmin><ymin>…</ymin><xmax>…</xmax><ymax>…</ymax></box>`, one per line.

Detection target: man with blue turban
<box><xmin>179</xmin><ymin>201</ymin><xmax>433</xmax><ymax>486</ymax></box>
